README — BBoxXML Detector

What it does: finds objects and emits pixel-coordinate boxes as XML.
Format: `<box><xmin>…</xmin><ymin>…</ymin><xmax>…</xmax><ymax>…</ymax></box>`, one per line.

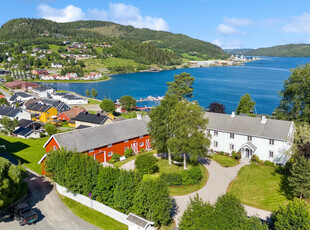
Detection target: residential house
<box><xmin>26</xmin><ymin>103</ymin><xmax>58</xmax><ymax>123</ymax></box>
<box><xmin>41</xmin><ymin>99</ymin><xmax>70</xmax><ymax>113</ymax></box>
<box><xmin>51</xmin><ymin>63</ymin><xmax>63</xmax><ymax>68</ymax></box>
<box><xmin>18</xmin><ymin>119</ymin><xmax>42</xmax><ymax>130</ymax></box>
<box><xmin>13</xmin><ymin>127</ymin><xmax>40</xmax><ymax>139</ymax></box>
<box><xmin>32</xmin><ymin>86</ymin><xmax>54</xmax><ymax>98</ymax></box>
<box><xmin>5</xmin><ymin>80</ymin><xmax>39</xmax><ymax>90</ymax></box>
<box><xmin>57</xmin><ymin>107</ymin><xmax>84</xmax><ymax>122</ymax></box>
<box><xmin>40</xmin><ymin>116</ymin><xmax>151</xmax><ymax>173</ymax></box>
<box><xmin>0</xmin><ymin>105</ymin><xmax>31</xmax><ymax>120</ymax></box>
<box><xmin>9</xmin><ymin>92</ymin><xmax>33</xmax><ymax>104</ymax></box>
<box><xmin>51</xmin><ymin>92</ymin><xmax>87</xmax><ymax>105</ymax></box>
<box><xmin>73</xmin><ymin>112</ymin><xmax>114</xmax><ymax>128</ymax></box>
<box><xmin>31</xmin><ymin>69</ymin><xmax>48</xmax><ymax>76</ymax></box>
<box><xmin>81</xmin><ymin>72</ymin><xmax>102</xmax><ymax>80</ymax></box>
<box><xmin>205</xmin><ymin>112</ymin><xmax>294</xmax><ymax>165</ymax></box>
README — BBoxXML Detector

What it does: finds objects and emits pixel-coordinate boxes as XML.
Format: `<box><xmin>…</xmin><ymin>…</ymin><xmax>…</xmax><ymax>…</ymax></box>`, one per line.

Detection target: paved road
<box><xmin>0</xmin><ymin>173</ymin><xmax>99</xmax><ymax>230</ymax></box>
<box><xmin>173</xmin><ymin>159</ymin><xmax>271</xmax><ymax>225</ymax></box>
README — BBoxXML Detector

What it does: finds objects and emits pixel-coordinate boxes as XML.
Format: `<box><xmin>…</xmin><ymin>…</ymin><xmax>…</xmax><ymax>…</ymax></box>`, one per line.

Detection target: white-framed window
<box><xmin>139</xmin><ymin>142</ymin><xmax>144</xmax><ymax>147</ymax></box>
<box><xmin>214</xmin><ymin>141</ymin><xmax>218</xmax><ymax>147</ymax></box>
<box><xmin>269</xmin><ymin>151</ymin><xmax>274</xmax><ymax>158</ymax></box>
<box><xmin>229</xmin><ymin>144</ymin><xmax>234</xmax><ymax>150</ymax></box>
<box><xmin>124</xmin><ymin>147</ymin><xmax>129</xmax><ymax>151</ymax></box>
<box><xmin>108</xmin><ymin>151</ymin><xmax>113</xmax><ymax>157</ymax></box>
<box><xmin>247</xmin><ymin>136</ymin><xmax>252</xmax><ymax>141</ymax></box>
<box><xmin>214</xmin><ymin>131</ymin><xmax>218</xmax><ymax>136</ymax></box>
<box><xmin>53</xmin><ymin>146</ymin><xmax>57</xmax><ymax>151</ymax></box>
<box><xmin>269</xmin><ymin>139</ymin><xmax>274</xmax><ymax>145</ymax></box>
<box><xmin>124</xmin><ymin>140</ymin><xmax>129</xmax><ymax>143</ymax></box>
<box><xmin>108</xmin><ymin>144</ymin><xmax>112</xmax><ymax>147</ymax></box>
<box><xmin>230</xmin><ymin>133</ymin><xmax>234</xmax><ymax>139</ymax></box>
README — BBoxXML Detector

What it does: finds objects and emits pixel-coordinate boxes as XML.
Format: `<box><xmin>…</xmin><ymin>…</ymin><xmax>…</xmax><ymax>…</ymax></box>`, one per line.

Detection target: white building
<box><xmin>0</xmin><ymin>105</ymin><xmax>31</xmax><ymax>121</ymax></box>
<box><xmin>32</xmin><ymin>86</ymin><xmax>55</xmax><ymax>98</ymax></box>
<box><xmin>205</xmin><ymin>112</ymin><xmax>294</xmax><ymax>165</ymax></box>
<box><xmin>51</xmin><ymin>63</ymin><xmax>63</xmax><ymax>68</ymax></box>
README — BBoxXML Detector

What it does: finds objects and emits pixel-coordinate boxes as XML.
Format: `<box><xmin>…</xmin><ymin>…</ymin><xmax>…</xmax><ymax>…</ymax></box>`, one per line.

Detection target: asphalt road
<box><xmin>0</xmin><ymin>172</ymin><xmax>99</xmax><ymax>230</ymax></box>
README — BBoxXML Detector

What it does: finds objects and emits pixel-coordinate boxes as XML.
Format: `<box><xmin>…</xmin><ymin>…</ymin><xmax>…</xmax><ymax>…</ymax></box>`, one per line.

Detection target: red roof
<box><xmin>0</xmin><ymin>95</ymin><xmax>5</xmax><ymax>99</ymax></box>
<box><xmin>5</xmin><ymin>80</ymin><xmax>39</xmax><ymax>89</ymax></box>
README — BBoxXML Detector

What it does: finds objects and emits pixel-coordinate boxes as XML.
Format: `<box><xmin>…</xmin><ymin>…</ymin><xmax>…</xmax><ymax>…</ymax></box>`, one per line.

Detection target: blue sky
<box><xmin>2</xmin><ymin>0</ymin><xmax>310</xmax><ymax>49</ymax></box>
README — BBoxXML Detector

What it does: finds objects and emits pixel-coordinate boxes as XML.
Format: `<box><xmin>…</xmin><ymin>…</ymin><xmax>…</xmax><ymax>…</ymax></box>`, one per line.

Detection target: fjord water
<box><xmin>42</xmin><ymin>57</ymin><xmax>310</xmax><ymax>114</ymax></box>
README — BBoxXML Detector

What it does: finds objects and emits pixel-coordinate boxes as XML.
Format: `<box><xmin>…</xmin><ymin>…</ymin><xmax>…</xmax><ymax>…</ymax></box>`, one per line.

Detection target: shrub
<box><xmin>124</xmin><ymin>148</ymin><xmax>134</xmax><ymax>158</ymax></box>
<box><xmin>224</xmin><ymin>153</ymin><xmax>229</xmax><ymax>156</ymax></box>
<box><xmin>251</xmin><ymin>155</ymin><xmax>259</xmax><ymax>163</ymax></box>
<box><xmin>264</xmin><ymin>160</ymin><xmax>276</xmax><ymax>168</ymax></box>
<box><xmin>112</xmin><ymin>153</ymin><xmax>121</xmax><ymax>162</ymax></box>
<box><xmin>232</xmin><ymin>151</ymin><xmax>236</xmax><ymax>159</ymax></box>
<box><xmin>108</xmin><ymin>159</ymin><xmax>115</xmax><ymax>164</ymax></box>
<box><xmin>139</xmin><ymin>148</ymin><xmax>145</xmax><ymax>153</ymax></box>
<box><xmin>235</xmin><ymin>151</ymin><xmax>241</xmax><ymax>160</ymax></box>
<box><xmin>135</xmin><ymin>154</ymin><xmax>158</xmax><ymax>175</ymax></box>
<box><xmin>160</xmin><ymin>173</ymin><xmax>182</xmax><ymax>186</ymax></box>
<box><xmin>161</xmin><ymin>167</ymin><xmax>202</xmax><ymax>186</ymax></box>
<box><xmin>220</xmin><ymin>151</ymin><xmax>224</xmax><ymax>155</ymax></box>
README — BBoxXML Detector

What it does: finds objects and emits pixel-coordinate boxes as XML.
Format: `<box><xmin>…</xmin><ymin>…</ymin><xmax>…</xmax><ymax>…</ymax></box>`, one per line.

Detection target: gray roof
<box><xmin>205</xmin><ymin>112</ymin><xmax>293</xmax><ymax>141</ymax></box>
<box><xmin>47</xmin><ymin>117</ymin><xmax>149</xmax><ymax>152</ymax></box>
<box><xmin>0</xmin><ymin>105</ymin><xmax>22</xmax><ymax>118</ymax></box>
<box><xmin>126</xmin><ymin>213</ymin><xmax>154</xmax><ymax>228</ymax></box>
<box><xmin>15</xmin><ymin>92</ymin><xmax>32</xmax><ymax>98</ymax></box>
<box><xmin>73</xmin><ymin>112</ymin><xmax>108</xmax><ymax>125</ymax></box>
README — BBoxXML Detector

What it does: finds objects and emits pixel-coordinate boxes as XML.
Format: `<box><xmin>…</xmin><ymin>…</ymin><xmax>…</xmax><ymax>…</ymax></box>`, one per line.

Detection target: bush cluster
<box><xmin>135</xmin><ymin>154</ymin><xmax>159</xmax><ymax>175</ymax></box>
<box><xmin>45</xmin><ymin>150</ymin><xmax>172</xmax><ymax>226</ymax></box>
<box><xmin>251</xmin><ymin>155</ymin><xmax>260</xmax><ymax>163</ymax></box>
<box><xmin>160</xmin><ymin>167</ymin><xmax>202</xmax><ymax>186</ymax></box>
<box><xmin>124</xmin><ymin>148</ymin><xmax>134</xmax><ymax>158</ymax></box>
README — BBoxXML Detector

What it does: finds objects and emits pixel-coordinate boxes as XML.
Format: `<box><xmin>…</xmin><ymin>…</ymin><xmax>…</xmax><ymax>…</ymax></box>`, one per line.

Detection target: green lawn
<box><xmin>211</xmin><ymin>154</ymin><xmax>240</xmax><ymax>167</ymax></box>
<box><xmin>103</xmin><ymin>57</ymin><xmax>139</xmax><ymax>67</ymax></box>
<box><xmin>0</xmin><ymin>135</ymin><xmax>48</xmax><ymax>174</ymax></box>
<box><xmin>58</xmin><ymin>194</ymin><xmax>128</xmax><ymax>230</ymax></box>
<box><xmin>49</xmin><ymin>44</ymin><xmax>62</xmax><ymax>52</ymax></box>
<box><xmin>88</xmin><ymin>98</ymin><xmax>101</xmax><ymax>104</ymax></box>
<box><xmin>113</xmin><ymin>150</ymin><xmax>157</xmax><ymax>168</ymax></box>
<box><xmin>182</xmin><ymin>53</ymin><xmax>206</xmax><ymax>61</ymax></box>
<box><xmin>227</xmin><ymin>164</ymin><xmax>288</xmax><ymax>211</ymax></box>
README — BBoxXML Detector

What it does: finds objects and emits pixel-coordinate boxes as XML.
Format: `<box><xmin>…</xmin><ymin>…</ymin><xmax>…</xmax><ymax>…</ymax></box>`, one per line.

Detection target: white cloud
<box><xmin>212</xmin><ymin>39</ymin><xmax>222</xmax><ymax>47</ymax></box>
<box><xmin>37</xmin><ymin>3</ymin><xmax>169</xmax><ymax>31</ymax></box>
<box><xmin>216</xmin><ymin>24</ymin><xmax>240</xmax><ymax>35</ymax></box>
<box><xmin>223</xmin><ymin>17</ymin><xmax>252</xmax><ymax>27</ymax></box>
<box><xmin>283</xmin><ymin>12</ymin><xmax>310</xmax><ymax>34</ymax></box>
<box><xmin>37</xmin><ymin>4</ymin><xmax>85</xmax><ymax>22</ymax></box>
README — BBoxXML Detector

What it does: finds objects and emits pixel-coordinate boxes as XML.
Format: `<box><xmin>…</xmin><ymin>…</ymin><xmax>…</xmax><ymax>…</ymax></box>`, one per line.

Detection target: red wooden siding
<box><xmin>57</xmin><ymin>113</ymin><xmax>70</xmax><ymax>121</ymax></box>
<box><xmin>45</xmin><ymin>137</ymin><xmax>60</xmax><ymax>153</ymax></box>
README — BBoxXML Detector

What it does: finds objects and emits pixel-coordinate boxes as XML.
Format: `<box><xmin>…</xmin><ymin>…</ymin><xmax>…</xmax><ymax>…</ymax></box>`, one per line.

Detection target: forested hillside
<box><xmin>245</xmin><ymin>44</ymin><xmax>310</xmax><ymax>57</ymax></box>
<box><xmin>0</xmin><ymin>18</ymin><xmax>227</xmax><ymax>60</ymax></box>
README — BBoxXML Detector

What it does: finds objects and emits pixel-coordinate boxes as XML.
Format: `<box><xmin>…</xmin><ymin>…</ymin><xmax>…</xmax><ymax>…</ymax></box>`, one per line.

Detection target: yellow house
<box><xmin>26</xmin><ymin>103</ymin><xmax>58</xmax><ymax>123</ymax></box>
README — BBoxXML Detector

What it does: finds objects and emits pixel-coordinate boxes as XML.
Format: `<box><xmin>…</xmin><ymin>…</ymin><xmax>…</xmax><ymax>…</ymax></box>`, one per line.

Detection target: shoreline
<box><xmin>33</xmin><ymin>76</ymin><xmax>111</xmax><ymax>84</ymax></box>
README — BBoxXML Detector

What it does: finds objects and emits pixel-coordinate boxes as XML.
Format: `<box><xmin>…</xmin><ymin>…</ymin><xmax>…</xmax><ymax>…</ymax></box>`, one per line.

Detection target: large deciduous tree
<box><xmin>85</xmin><ymin>89</ymin><xmax>90</xmax><ymax>97</ymax></box>
<box><xmin>119</xmin><ymin>95</ymin><xmax>136</xmax><ymax>111</ymax></box>
<box><xmin>133</xmin><ymin>178</ymin><xmax>173</xmax><ymax>227</ymax></box>
<box><xmin>91</xmin><ymin>88</ymin><xmax>98</xmax><ymax>98</ymax></box>
<box><xmin>168</xmin><ymin>100</ymin><xmax>210</xmax><ymax>169</ymax></box>
<box><xmin>207</xmin><ymin>102</ymin><xmax>226</xmax><ymax>113</ymax></box>
<box><xmin>0</xmin><ymin>116</ymin><xmax>19</xmax><ymax>134</ymax></box>
<box><xmin>167</xmin><ymin>72</ymin><xmax>195</xmax><ymax>99</ymax></box>
<box><xmin>44</xmin><ymin>122</ymin><xmax>57</xmax><ymax>136</ymax></box>
<box><xmin>271</xmin><ymin>198</ymin><xmax>310</xmax><ymax>230</ymax></box>
<box><xmin>100</xmin><ymin>99</ymin><xmax>116</xmax><ymax>113</ymax></box>
<box><xmin>275</xmin><ymin>64</ymin><xmax>310</xmax><ymax>122</ymax></box>
<box><xmin>148</xmin><ymin>94</ymin><xmax>179</xmax><ymax>164</ymax></box>
<box><xmin>236</xmin><ymin>93</ymin><xmax>255</xmax><ymax>115</ymax></box>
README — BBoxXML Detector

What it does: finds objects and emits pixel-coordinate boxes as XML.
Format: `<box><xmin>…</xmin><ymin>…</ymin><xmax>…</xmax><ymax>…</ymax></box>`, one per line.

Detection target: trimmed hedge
<box><xmin>135</xmin><ymin>154</ymin><xmax>159</xmax><ymax>175</ymax></box>
<box><xmin>161</xmin><ymin>167</ymin><xmax>202</xmax><ymax>186</ymax></box>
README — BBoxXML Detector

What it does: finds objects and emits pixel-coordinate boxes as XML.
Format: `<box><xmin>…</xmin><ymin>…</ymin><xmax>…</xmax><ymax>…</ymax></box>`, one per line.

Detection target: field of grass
<box><xmin>49</xmin><ymin>44</ymin><xmax>62</xmax><ymax>52</ymax></box>
<box><xmin>211</xmin><ymin>154</ymin><xmax>240</xmax><ymax>167</ymax></box>
<box><xmin>0</xmin><ymin>135</ymin><xmax>48</xmax><ymax>174</ymax></box>
<box><xmin>88</xmin><ymin>98</ymin><xmax>101</xmax><ymax>104</ymax></box>
<box><xmin>182</xmin><ymin>53</ymin><xmax>206</xmax><ymax>61</ymax></box>
<box><xmin>103</xmin><ymin>57</ymin><xmax>139</xmax><ymax>67</ymax></box>
<box><xmin>58</xmin><ymin>194</ymin><xmax>128</xmax><ymax>230</ymax></box>
<box><xmin>227</xmin><ymin>164</ymin><xmax>288</xmax><ymax>211</ymax></box>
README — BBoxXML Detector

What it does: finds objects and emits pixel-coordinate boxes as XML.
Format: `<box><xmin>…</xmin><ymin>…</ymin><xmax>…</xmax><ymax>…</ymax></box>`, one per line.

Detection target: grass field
<box><xmin>113</xmin><ymin>150</ymin><xmax>157</xmax><ymax>168</ymax></box>
<box><xmin>182</xmin><ymin>53</ymin><xmax>206</xmax><ymax>61</ymax></box>
<box><xmin>0</xmin><ymin>135</ymin><xmax>48</xmax><ymax>174</ymax></box>
<box><xmin>227</xmin><ymin>164</ymin><xmax>288</xmax><ymax>211</ymax></box>
<box><xmin>58</xmin><ymin>194</ymin><xmax>128</xmax><ymax>230</ymax></box>
<box><xmin>103</xmin><ymin>57</ymin><xmax>139</xmax><ymax>67</ymax></box>
<box><xmin>88</xmin><ymin>98</ymin><xmax>101</xmax><ymax>104</ymax></box>
<box><xmin>49</xmin><ymin>44</ymin><xmax>62</xmax><ymax>52</ymax></box>
<box><xmin>211</xmin><ymin>154</ymin><xmax>240</xmax><ymax>167</ymax></box>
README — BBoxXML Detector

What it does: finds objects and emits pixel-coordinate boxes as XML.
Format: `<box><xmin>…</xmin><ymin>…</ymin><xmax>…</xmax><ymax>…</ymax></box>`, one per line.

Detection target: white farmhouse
<box><xmin>205</xmin><ymin>112</ymin><xmax>294</xmax><ymax>165</ymax></box>
<box><xmin>51</xmin><ymin>63</ymin><xmax>63</xmax><ymax>68</ymax></box>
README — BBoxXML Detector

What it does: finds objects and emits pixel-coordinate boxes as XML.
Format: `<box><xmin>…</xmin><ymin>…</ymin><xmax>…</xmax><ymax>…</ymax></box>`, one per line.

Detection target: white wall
<box><xmin>15</xmin><ymin>110</ymin><xmax>31</xmax><ymax>120</ymax></box>
<box><xmin>208</xmin><ymin>128</ymin><xmax>293</xmax><ymax>164</ymax></box>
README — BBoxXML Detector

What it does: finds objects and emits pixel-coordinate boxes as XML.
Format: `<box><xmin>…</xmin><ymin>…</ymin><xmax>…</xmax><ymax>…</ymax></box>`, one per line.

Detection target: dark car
<box><xmin>11</xmin><ymin>203</ymin><xmax>38</xmax><ymax>226</ymax></box>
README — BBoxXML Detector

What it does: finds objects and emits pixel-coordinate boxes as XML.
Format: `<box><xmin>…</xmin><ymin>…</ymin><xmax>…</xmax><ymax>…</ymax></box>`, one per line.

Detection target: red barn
<box><xmin>39</xmin><ymin>116</ymin><xmax>151</xmax><ymax>174</ymax></box>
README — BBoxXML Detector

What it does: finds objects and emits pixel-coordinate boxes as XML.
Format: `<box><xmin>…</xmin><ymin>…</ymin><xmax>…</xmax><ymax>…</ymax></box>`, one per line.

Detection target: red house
<box><xmin>57</xmin><ymin>107</ymin><xmax>84</xmax><ymax>121</ymax></box>
<box><xmin>39</xmin><ymin>116</ymin><xmax>151</xmax><ymax>174</ymax></box>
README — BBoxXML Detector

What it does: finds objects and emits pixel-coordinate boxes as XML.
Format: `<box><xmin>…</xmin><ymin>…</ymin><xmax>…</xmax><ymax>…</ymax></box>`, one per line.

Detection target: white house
<box><xmin>51</xmin><ymin>63</ymin><xmax>63</xmax><ymax>68</ymax></box>
<box><xmin>9</xmin><ymin>92</ymin><xmax>33</xmax><ymax>104</ymax></box>
<box><xmin>205</xmin><ymin>112</ymin><xmax>294</xmax><ymax>165</ymax></box>
<box><xmin>32</xmin><ymin>86</ymin><xmax>54</xmax><ymax>98</ymax></box>
<box><xmin>0</xmin><ymin>105</ymin><xmax>31</xmax><ymax>121</ymax></box>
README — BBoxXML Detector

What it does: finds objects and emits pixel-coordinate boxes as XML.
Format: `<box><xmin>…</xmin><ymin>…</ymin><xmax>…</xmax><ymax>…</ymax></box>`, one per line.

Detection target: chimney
<box><xmin>137</xmin><ymin>113</ymin><xmax>142</xmax><ymax>120</ymax></box>
<box><xmin>231</xmin><ymin>111</ymin><xmax>235</xmax><ymax>118</ymax></box>
<box><xmin>261</xmin><ymin>116</ymin><xmax>267</xmax><ymax>124</ymax></box>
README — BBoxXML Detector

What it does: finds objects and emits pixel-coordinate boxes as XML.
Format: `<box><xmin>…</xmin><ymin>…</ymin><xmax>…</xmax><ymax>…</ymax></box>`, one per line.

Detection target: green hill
<box><xmin>0</xmin><ymin>18</ymin><xmax>227</xmax><ymax>60</ymax></box>
<box><xmin>224</xmin><ymin>48</ymin><xmax>254</xmax><ymax>56</ymax></box>
<box><xmin>245</xmin><ymin>44</ymin><xmax>310</xmax><ymax>57</ymax></box>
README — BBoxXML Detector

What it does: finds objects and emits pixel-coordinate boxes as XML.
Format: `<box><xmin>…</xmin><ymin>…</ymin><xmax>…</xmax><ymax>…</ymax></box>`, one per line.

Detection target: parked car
<box><xmin>10</xmin><ymin>203</ymin><xmax>38</xmax><ymax>226</ymax></box>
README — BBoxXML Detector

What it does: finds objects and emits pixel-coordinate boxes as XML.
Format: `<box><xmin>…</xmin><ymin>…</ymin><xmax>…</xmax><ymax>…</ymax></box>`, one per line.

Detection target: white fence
<box><xmin>56</xmin><ymin>184</ymin><xmax>129</xmax><ymax>225</ymax></box>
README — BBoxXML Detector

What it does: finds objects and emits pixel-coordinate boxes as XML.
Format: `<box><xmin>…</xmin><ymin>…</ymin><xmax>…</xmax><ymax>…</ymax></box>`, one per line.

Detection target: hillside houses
<box><xmin>51</xmin><ymin>92</ymin><xmax>88</xmax><ymax>105</ymax></box>
<box><xmin>9</xmin><ymin>92</ymin><xmax>33</xmax><ymax>104</ymax></box>
<box><xmin>0</xmin><ymin>105</ymin><xmax>31</xmax><ymax>121</ymax></box>
<box><xmin>73</xmin><ymin>111</ymin><xmax>114</xmax><ymax>128</ymax></box>
<box><xmin>26</xmin><ymin>103</ymin><xmax>58</xmax><ymax>123</ymax></box>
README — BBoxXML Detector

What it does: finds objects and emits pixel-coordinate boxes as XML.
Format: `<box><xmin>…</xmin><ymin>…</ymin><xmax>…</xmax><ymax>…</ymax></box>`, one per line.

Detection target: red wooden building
<box><xmin>39</xmin><ymin>116</ymin><xmax>150</xmax><ymax>174</ymax></box>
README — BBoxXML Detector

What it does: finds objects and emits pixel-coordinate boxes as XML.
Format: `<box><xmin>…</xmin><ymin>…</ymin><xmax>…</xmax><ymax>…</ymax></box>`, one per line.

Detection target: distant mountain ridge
<box><xmin>245</xmin><ymin>44</ymin><xmax>310</xmax><ymax>57</ymax></box>
<box><xmin>223</xmin><ymin>49</ymin><xmax>254</xmax><ymax>56</ymax></box>
<box><xmin>0</xmin><ymin>18</ymin><xmax>227</xmax><ymax>60</ymax></box>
